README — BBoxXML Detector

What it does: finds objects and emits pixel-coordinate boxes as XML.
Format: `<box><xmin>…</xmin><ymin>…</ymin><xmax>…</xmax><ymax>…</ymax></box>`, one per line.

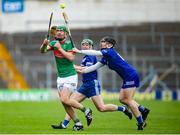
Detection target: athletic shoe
<box><xmin>51</xmin><ymin>122</ymin><xmax>66</xmax><ymax>129</ymax></box>
<box><xmin>123</xmin><ymin>107</ymin><xmax>133</xmax><ymax>120</ymax></box>
<box><xmin>72</xmin><ymin>123</ymin><xmax>83</xmax><ymax>131</ymax></box>
<box><xmin>85</xmin><ymin>108</ymin><xmax>92</xmax><ymax>126</ymax></box>
<box><xmin>141</xmin><ymin>108</ymin><xmax>150</xmax><ymax>121</ymax></box>
<box><xmin>137</xmin><ymin>122</ymin><xmax>147</xmax><ymax>130</ymax></box>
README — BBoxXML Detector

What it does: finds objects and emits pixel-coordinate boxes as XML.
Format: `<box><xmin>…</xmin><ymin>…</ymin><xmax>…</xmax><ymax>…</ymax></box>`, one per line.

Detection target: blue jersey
<box><xmin>81</xmin><ymin>55</ymin><xmax>98</xmax><ymax>82</ymax></box>
<box><xmin>100</xmin><ymin>48</ymin><xmax>138</xmax><ymax>80</ymax></box>
<box><xmin>78</xmin><ymin>55</ymin><xmax>100</xmax><ymax>98</ymax></box>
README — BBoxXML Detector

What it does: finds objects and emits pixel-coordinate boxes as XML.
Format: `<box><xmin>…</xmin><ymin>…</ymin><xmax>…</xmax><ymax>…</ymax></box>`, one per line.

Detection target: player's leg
<box><xmin>51</xmin><ymin>113</ymin><xmax>70</xmax><ymax>129</ymax></box>
<box><xmin>89</xmin><ymin>80</ymin><xmax>126</xmax><ymax>113</ymax></box>
<box><xmin>57</xmin><ymin>75</ymin><xmax>93</xmax><ymax>126</ymax></box>
<box><xmin>60</xmin><ymin>88</ymin><xmax>85</xmax><ymax>109</ymax></box>
<box><xmin>119</xmin><ymin>88</ymin><xmax>146</xmax><ymax>130</ymax></box>
<box><xmin>59</xmin><ymin>75</ymin><xmax>92</xmax><ymax>116</ymax></box>
<box><xmin>127</xmin><ymin>85</ymin><xmax>150</xmax><ymax>121</ymax></box>
<box><xmin>76</xmin><ymin>83</ymin><xmax>94</xmax><ymax>126</ymax></box>
<box><xmin>92</xmin><ymin>95</ymin><xmax>118</xmax><ymax>111</ymax></box>
<box><xmin>62</xmin><ymin>103</ymin><xmax>83</xmax><ymax>131</ymax></box>
<box><xmin>132</xmin><ymin>100</ymin><xmax>150</xmax><ymax>121</ymax></box>
<box><xmin>52</xmin><ymin>88</ymin><xmax>83</xmax><ymax>130</ymax></box>
<box><xmin>119</xmin><ymin>88</ymin><xmax>139</xmax><ymax>116</ymax></box>
<box><xmin>91</xmin><ymin>95</ymin><xmax>132</xmax><ymax>119</ymax></box>
<box><xmin>56</xmin><ymin>92</ymin><xmax>87</xmax><ymax>129</ymax></box>
<box><xmin>52</xmin><ymin>75</ymin><xmax>85</xmax><ymax>131</ymax></box>
<box><xmin>70</xmin><ymin>92</ymin><xmax>88</xmax><ymax>130</ymax></box>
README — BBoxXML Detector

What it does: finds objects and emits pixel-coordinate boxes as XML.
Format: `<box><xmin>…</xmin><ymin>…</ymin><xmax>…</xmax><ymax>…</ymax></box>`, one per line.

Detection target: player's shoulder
<box><xmin>87</xmin><ymin>55</ymin><xmax>97</xmax><ymax>60</ymax></box>
<box><xmin>49</xmin><ymin>40</ymin><xmax>58</xmax><ymax>46</ymax></box>
<box><xmin>101</xmin><ymin>48</ymin><xmax>110</xmax><ymax>52</ymax></box>
<box><xmin>64</xmin><ymin>40</ymin><xmax>74</xmax><ymax>48</ymax></box>
<box><xmin>87</xmin><ymin>55</ymin><xmax>96</xmax><ymax>58</ymax></box>
<box><xmin>65</xmin><ymin>40</ymin><xmax>72</xmax><ymax>45</ymax></box>
<box><xmin>101</xmin><ymin>48</ymin><xmax>111</xmax><ymax>56</ymax></box>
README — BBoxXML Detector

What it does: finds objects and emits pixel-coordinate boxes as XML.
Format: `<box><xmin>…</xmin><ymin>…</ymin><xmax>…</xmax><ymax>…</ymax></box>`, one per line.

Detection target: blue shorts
<box><xmin>122</xmin><ymin>75</ymin><xmax>140</xmax><ymax>89</ymax></box>
<box><xmin>78</xmin><ymin>80</ymin><xmax>101</xmax><ymax>98</ymax></box>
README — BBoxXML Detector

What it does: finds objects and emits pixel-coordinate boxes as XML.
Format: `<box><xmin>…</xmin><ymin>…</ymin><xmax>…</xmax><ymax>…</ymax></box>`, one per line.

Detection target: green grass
<box><xmin>0</xmin><ymin>100</ymin><xmax>180</xmax><ymax>134</ymax></box>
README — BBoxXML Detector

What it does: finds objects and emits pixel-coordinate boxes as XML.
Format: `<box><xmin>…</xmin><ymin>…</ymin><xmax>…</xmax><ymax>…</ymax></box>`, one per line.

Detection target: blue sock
<box><xmin>117</xmin><ymin>106</ymin><xmax>125</xmax><ymax>112</ymax></box>
<box><xmin>136</xmin><ymin>115</ymin><xmax>143</xmax><ymax>124</ymax></box>
<box><xmin>138</xmin><ymin>105</ymin><xmax>145</xmax><ymax>113</ymax></box>
<box><xmin>62</xmin><ymin>119</ymin><xmax>70</xmax><ymax>127</ymax></box>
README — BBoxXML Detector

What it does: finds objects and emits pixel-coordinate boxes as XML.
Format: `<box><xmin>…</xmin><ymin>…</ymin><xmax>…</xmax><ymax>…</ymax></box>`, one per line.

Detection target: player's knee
<box><xmin>119</xmin><ymin>98</ymin><xmax>125</xmax><ymax>104</ymax></box>
<box><xmin>96</xmin><ymin>105</ymin><xmax>106</xmax><ymax>112</ymax></box>
<box><xmin>60</xmin><ymin>97</ymin><xmax>69</xmax><ymax>104</ymax></box>
<box><xmin>119</xmin><ymin>98</ymin><xmax>128</xmax><ymax>105</ymax></box>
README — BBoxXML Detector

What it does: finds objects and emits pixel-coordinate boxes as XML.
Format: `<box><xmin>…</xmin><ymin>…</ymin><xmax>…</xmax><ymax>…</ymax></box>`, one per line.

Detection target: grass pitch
<box><xmin>0</xmin><ymin>100</ymin><xmax>180</xmax><ymax>134</ymax></box>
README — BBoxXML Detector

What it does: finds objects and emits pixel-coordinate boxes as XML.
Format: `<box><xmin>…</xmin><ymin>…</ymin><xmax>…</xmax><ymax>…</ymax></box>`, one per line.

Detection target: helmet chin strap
<box><xmin>107</xmin><ymin>46</ymin><xmax>113</xmax><ymax>48</ymax></box>
<box><xmin>101</xmin><ymin>45</ymin><xmax>113</xmax><ymax>50</ymax></box>
<box><xmin>55</xmin><ymin>37</ymin><xmax>66</xmax><ymax>42</ymax></box>
<box><xmin>107</xmin><ymin>43</ymin><xmax>113</xmax><ymax>48</ymax></box>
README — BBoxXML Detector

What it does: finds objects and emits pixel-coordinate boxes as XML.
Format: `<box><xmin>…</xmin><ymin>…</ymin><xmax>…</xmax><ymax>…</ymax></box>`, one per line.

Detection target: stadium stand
<box><xmin>0</xmin><ymin>22</ymin><xmax>179</xmax><ymax>91</ymax></box>
<box><xmin>0</xmin><ymin>43</ymin><xmax>29</xmax><ymax>89</ymax></box>
<box><xmin>0</xmin><ymin>78</ymin><xmax>6</xmax><ymax>89</ymax></box>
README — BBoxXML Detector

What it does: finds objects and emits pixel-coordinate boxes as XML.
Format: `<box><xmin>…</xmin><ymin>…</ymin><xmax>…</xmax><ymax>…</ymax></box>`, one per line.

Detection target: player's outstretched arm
<box><xmin>81</xmin><ymin>62</ymin><xmax>104</xmax><ymax>73</ymax></box>
<box><xmin>74</xmin><ymin>65</ymin><xmax>85</xmax><ymax>73</ymax></box>
<box><xmin>74</xmin><ymin>65</ymin><xmax>84</xmax><ymax>70</ymax></box>
<box><xmin>81</xmin><ymin>50</ymin><xmax>103</xmax><ymax>56</ymax></box>
<box><xmin>73</xmin><ymin>48</ymin><xmax>103</xmax><ymax>56</ymax></box>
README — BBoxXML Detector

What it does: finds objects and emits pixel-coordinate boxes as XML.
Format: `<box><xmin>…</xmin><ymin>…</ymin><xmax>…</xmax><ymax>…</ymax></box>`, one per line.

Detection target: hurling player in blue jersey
<box><xmin>51</xmin><ymin>39</ymin><xmax>132</xmax><ymax>130</ymax></box>
<box><xmin>73</xmin><ymin>36</ymin><xmax>150</xmax><ymax>130</ymax></box>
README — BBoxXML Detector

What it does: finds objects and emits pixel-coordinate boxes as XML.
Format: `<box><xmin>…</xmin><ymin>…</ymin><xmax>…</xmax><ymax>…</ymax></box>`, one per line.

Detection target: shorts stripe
<box><xmin>94</xmin><ymin>80</ymin><xmax>99</xmax><ymax>95</ymax></box>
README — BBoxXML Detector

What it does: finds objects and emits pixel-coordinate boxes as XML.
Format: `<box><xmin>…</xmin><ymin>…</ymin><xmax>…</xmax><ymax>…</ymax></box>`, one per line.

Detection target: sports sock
<box><xmin>62</xmin><ymin>119</ymin><xmax>69</xmax><ymax>127</ymax></box>
<box><xmin>117</xmin><ymin>106</ymin><xmax>125</xmax><ymax>112</ymax></box>
<box><xmin>138</xmin><ymin>105</ymin><xmax>145</xmax><ymax>113</ymax></box>
<box><xmin>136</xmin><ymin>115</ymin><xmax>143</xmax><ymax>124</ymax></box>
<box><xmin>75</xmin><ymin>121</ymin><xmax>82</xmax><ymax>126</ymax></box>
<box><xmin>73</xmin><ymin>118</ymin><xmax>80</xmax><ymax>123</ymax></box>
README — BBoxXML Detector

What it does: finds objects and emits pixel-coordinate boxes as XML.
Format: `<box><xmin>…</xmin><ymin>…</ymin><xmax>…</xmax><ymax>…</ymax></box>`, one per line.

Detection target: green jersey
<box><xmin>49</xmin><ymin>40</ymin><xmax>76</xmax><ymax>78</ymax></box>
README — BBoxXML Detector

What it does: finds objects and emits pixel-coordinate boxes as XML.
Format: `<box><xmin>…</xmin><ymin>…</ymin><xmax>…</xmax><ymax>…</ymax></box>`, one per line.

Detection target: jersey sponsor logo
<box><xmin>124</xmin><ymin>81</ymin><xmax>135</xmax><ymax>86</ymax></box>
<box><xmin>53</xmin><ymin>50</ymin><xmax>64</xmax><ymax>58</ymax></box>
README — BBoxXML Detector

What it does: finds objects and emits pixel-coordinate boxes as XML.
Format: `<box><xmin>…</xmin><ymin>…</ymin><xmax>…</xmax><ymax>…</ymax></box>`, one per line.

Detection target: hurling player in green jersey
<box><xmin>40</xmin><ymin>25</ymin><xmax>92</xmax><ymax>131</ymax></box>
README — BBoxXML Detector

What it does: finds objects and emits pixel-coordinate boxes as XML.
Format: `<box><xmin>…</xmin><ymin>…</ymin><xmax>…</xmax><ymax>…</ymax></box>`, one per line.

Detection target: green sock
<box><xmin>73</xmin><ymin>118</ymin><xmax>80</xmax><ymax>123</ymax></box>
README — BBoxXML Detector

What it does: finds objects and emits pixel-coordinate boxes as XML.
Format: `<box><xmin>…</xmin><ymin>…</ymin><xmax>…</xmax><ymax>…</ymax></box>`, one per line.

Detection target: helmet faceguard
<box><xmin>81</xmin><ymin>39</ymin><xmax>94</xmax><ymax>46</ymax></box>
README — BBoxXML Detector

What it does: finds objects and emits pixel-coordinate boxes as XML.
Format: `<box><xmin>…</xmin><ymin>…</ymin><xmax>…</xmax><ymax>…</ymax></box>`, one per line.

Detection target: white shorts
<box><xmin>57</xmin><ymin>74</ymin><xmax>78</xmax><ymax>92</ymax></box>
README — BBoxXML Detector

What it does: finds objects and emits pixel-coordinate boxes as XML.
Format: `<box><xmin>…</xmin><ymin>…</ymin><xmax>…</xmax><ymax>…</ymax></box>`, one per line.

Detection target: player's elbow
<box><xmin>70</xmin><ymin>57</ymin><xmax>75</xmax><ymax>61</ymax></box>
